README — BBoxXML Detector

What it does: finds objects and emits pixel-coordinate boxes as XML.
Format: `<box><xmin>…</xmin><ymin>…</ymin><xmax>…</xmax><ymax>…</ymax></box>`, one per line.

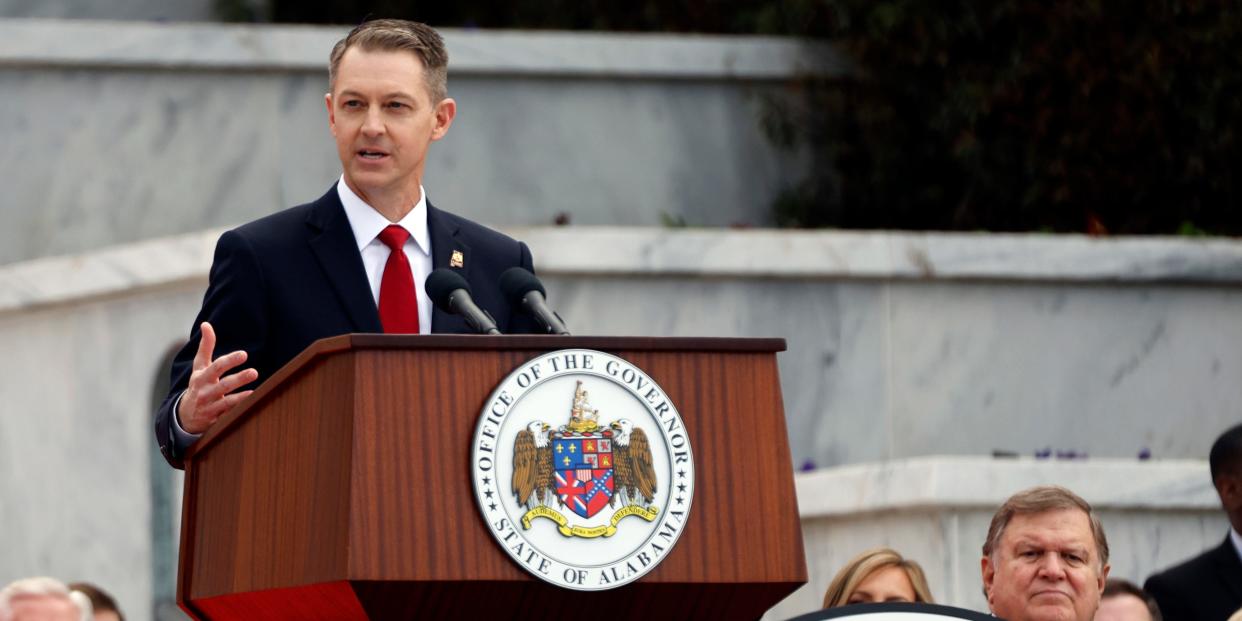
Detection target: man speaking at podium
<box><xmin>154</xmin><ymin>19</ymin><xmax>537</xmax><ymax>469</ymax></box>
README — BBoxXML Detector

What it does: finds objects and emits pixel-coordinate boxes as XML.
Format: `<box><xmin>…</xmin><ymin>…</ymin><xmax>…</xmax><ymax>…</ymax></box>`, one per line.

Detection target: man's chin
<box><xmin>346</xmin><ymin>167</ymin><xmax>392</xmax><ymax>185</ymax></box>
<box><xmin>1023</xmin><ymin>599</ymin><xmax>1079</xmax><ymax>621</ymax></box>
<box><xmin>343</xmin><ymin>170</ymin><xmax>396</xmax><ymax>195</ymax></box>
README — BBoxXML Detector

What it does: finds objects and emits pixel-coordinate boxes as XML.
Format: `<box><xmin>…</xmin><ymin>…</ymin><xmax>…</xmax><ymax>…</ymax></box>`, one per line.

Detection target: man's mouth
<box><xmin>357</xmin><ymin>149</ymin><xmax>389</xmax><ymax>160</ymax></box>
<box><xmin>1031</xmin><ymin>590</ymin><xmax>1072</xmax><ymax>601</ymax></box>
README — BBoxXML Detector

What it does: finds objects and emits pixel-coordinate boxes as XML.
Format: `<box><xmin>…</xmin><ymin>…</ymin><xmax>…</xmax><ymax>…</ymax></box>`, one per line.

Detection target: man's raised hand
<box><xmin>176</xmin><ymin>321</ymin><xmax>260</xmax><ymax>434</ymax></box>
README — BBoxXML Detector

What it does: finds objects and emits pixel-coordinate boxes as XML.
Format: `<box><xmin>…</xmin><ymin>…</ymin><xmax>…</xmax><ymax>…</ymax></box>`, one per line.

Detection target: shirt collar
<box><xmin>335</xmin><ymin>176</ymin><xmax>430</xmax><ymax>256</ymax></box>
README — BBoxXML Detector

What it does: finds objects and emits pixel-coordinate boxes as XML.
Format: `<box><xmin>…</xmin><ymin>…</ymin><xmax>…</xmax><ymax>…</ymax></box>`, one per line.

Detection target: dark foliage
<box><xmin>774</xmin><ymin>1</ymin><xmax>1242</xmax><ymax>234</ymax></box>
<box><xmin>236</xmin><ymin>0</ymin><xmax>824</xmax><ymax>34</ymax></box>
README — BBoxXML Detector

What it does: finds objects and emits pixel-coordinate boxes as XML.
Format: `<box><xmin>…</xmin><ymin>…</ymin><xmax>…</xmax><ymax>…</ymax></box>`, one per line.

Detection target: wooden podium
<box><xmin>178</xmin><ymin>335</ymin><xmax>806</xmax><ymax>620</ymax></box>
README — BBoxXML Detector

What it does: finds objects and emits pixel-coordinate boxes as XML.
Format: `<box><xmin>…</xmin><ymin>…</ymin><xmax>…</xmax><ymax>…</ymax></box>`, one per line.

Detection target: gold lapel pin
<box><xmin>450</xmin><ymin>250</ymin><xmax>465</xmax><ymax>268</ymax></box>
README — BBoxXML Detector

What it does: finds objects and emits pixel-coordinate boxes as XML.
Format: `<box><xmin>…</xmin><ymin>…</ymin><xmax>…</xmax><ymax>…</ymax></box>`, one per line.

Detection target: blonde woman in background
<box><xmin>823</xmin><ymin>547</ymin><xmax>934</xmax><ymax>608</ymax></box>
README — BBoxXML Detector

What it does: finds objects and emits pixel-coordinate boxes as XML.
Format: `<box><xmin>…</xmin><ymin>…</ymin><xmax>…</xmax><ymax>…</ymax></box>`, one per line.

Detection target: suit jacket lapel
<box><xmin>1213</xmin><ymin>536</ymin><xmax>1242</xmax><ymax>602</ymax></box>
<box><xmin>427</xmin><ymin>201</ymin><xmax>472</xmax><ymax>334</ymax></box>
<box><xmin>306</xmin><ymin>187</ymin><xmax>383</xmax><ymax>333</ymax></box>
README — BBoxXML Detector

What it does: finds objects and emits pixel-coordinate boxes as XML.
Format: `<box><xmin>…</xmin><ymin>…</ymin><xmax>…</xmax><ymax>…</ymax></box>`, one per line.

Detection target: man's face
<box><xmin>1094</xmin><ymin>593</ymin><xmax>1152</xmax><ymax>621</ymax></box>
<box><xmin>326</xmin><ymin>47</ymin><xmax>455</xmax><ymax>202</ymax></box>
<box><xmin>1217</xmin><ymin>470</ymin><xmax>1242</xmax><ymax>532</ymax></box>
<box><xmin>7</xmin><ymin>595</ymin><xmax>80</xmax><ymax>621</ymax></box>
<box><xmin>982</xmin><ymin>509</ymin><xmax>1109</xmax><ymax>621</ymax></box>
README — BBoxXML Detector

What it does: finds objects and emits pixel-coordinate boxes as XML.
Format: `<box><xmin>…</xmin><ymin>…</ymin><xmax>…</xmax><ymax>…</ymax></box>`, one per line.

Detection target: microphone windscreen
<box><xmin>425</xmin><ymin>268</ymin><xmax>471</xmax><ymax>311</ymax></box>
<box><xmin>499</xmin><ymin>267</ymin><xmax>545</xmax><ymax>302</ymax></box>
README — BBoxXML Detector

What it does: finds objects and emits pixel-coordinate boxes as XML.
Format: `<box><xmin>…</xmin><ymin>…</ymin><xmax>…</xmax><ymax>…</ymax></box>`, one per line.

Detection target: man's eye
<box><xmin>343</xmin><ymin>100</ymin><xmax>363</xmax><ymax>108</ymax></box>
<box><xmin>387</xmin><ymin>102</ymin><xmax>408</xmax><ymax>110</ymax></box>
<box><xmin>1063</xmin><ymin>553</ymin><xmax>1085</xmax><ymax>565</ymax></box>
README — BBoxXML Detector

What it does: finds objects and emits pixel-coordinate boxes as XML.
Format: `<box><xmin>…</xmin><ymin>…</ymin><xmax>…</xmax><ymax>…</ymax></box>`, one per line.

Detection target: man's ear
<box><xmin>1098</xmin><ymin>563</ymin><xmax>1110</xmax><ymax>592</ymax></box>
<box><xmin>1216</xmin><ymin>473</ymin><xmax>1242</xmax><ymax>511</ymax></box>
<box><xmin>981</xmin><ymin>556</ymin><xmax>995</xmax><ymax>605</ymax></box>
<box><xmin>431</xmin><ymin>97</ymin><xmax>456</xmax><ymax>141</ymax></box>
<box><xmin>325</xmin><ymin>93</ymin><xmax>337</xmax><ymax>135</ymax></box>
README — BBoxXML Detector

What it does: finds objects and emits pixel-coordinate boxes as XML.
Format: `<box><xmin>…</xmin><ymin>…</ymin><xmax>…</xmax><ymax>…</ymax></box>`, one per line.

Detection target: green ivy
<box><xmin>774</xmin><ymin>0</ymin><xmax>1242</xmax><ymax>234</ymax></box>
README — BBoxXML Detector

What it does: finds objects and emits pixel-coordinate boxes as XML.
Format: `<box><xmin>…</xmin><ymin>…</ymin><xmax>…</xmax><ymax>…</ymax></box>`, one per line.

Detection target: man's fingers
<box><xmin>195</xmin><ymin>389</ymin><xmax>255</xmax><ymax>426</ymax></box>
<box><xmin>215</xmin><ymin>368</ymin><xmax>260</xmax><ymax>397</ymax></box>
<box><xmin>201</xmin><ymin>350</ymin><xmax>250</xmax><ymax>383</ymax></box>
<box><xmin>220</xmin><ymin>390</ymin><xmax>255</xmax><ymax>410</ymax></box>
<box><xmin>192</xmin><ymin>322</ymin><xmax>217</xmax><ymax>371</ymax></box>
<box><xmin>195</xmin><ymin>367</ymin><xmax>258</xmax><ymax>406</ymax></box>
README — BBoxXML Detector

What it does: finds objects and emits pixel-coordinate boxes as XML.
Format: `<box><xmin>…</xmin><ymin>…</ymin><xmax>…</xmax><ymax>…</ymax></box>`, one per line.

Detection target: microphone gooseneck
<box><xmin>499</xmin><ymin>267</ymin><xmax>570</xmax><ymax>335</ymax></box>
<box><xmin>425</xmin><ymin>269</ymin><xmax>501</xmax><ymax>335</ymax></box>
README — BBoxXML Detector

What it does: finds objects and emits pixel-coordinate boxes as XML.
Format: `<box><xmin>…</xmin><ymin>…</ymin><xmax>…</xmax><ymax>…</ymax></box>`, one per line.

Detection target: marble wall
<box><xmin>765</xmin><ymin>457</ymin><xmax>1229</xmax><ymax>619</ymax></box>
<box><xmin>0</xmin><ymin>0</ymin><xmax>211</xmax><ymax>20</ymax></box>
<box><xmin>1</xmin><ymin>227</ymin><xmax>1239</xmax><ymax>619</ymax></box>
<box><xmin>516</xmin><ymin>228</ymin><xmax>1242</xmax><ymax>468</ymax></box>
<box><xmin>0</xmin><ymin>19</ymin><xmax>831</xmax><ymax>265</ymax></box>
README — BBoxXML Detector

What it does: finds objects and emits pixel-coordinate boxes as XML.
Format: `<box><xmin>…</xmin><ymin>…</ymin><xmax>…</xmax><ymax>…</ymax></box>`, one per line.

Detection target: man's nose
<box><xmin>362</xmin><ymin>108</ymin><xmax>384</xmax><ymax>136</ymax></box>
<box><xmin>1035</xmin><ymin>553</ymin><xmax>1067</xmax><ymax>579</ymax></box>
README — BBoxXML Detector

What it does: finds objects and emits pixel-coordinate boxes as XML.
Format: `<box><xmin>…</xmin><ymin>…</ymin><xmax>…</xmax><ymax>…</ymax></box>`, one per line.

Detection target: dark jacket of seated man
<box><xmin>1143</xmin><ymin>534</ymin><xmax>1242</xmax><ymax>620</ymax></box>
<box><xmin>154</xmin><ymin>186</ymin><xmax>538</xmax><ymax>469</ymax></box>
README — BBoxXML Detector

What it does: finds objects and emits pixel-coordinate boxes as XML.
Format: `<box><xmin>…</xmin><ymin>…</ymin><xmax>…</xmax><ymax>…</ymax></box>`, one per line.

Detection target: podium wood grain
<box><xmin>179</xmin><ymin>335</ymin><xmax>805</xmax><ymax>620</ymax></box>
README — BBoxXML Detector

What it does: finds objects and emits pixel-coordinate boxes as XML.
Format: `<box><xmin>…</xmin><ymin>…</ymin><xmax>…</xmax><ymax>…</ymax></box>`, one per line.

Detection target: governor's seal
<box><xmin>471</xmin><ymin>348</ymin><xmax>696</xmax><ymax>591</ymax></box>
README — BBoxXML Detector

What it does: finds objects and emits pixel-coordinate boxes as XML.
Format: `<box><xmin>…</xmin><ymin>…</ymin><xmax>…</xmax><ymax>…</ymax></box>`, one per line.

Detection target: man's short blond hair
<box><xmin>982</xmin><ymin>485</ymin><xmax>1110</xmax><ymax>569</ymax></box>
<box><xmin>328</xmin><ymin>19</ymin><xmax>449</xmax><ymax>102</ymax></box>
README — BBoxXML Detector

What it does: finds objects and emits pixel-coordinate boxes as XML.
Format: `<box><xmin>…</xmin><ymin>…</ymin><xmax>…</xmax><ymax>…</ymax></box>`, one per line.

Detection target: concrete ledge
<box><xmin>795</xmin><ymin>456</ymin><xmax>1217</xmax><ymax>517</ymax></box>
<box><xmin>5</xmin><ymin>227</ymin><xmax>1242</xmax><ymax>314</ymax></box>
<box><xmin>0</xmin><ymin>228</ymin><xmax>220</xmax><ymax>313</ymax></box>
<box><xmin>515</xmin><ymin>228</ymin><xmax>1242</xmax><ymax>281</ymax></box>
<box><xmin>0</xmin><ymin>18</ymin><xmax>842</xmax><ymax>79</ymax></box>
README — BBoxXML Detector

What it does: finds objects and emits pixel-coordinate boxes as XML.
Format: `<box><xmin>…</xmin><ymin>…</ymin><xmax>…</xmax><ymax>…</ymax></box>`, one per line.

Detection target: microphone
<box><xmin>425</xmin><ymin>269</ymin><xmax>501</xmax><ymax>335</ymax></box>
<box><xmin>499</xmin><ymin>267</ymin><xmax>570</xmax><ymax>335</ymax></box>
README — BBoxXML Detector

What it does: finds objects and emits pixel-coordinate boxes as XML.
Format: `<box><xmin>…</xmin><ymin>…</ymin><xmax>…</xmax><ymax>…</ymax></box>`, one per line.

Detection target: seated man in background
<box><xmin>1094</xmin><ymin>579</ymin><xmax>1161</xmax><ymax>621</ymax></box>
<box><xmin>1144</xmin><ymin>423</ymin><xmax>1242</xmax><ymax>621</ymax></box>
<box><xmin>0</xmin><ymin>577</ymin><xmax>88</xmax><ymax>621</ymax></box>
<box><xmin>982</xmin><ymin>485</ymin><xmax>1110</xmax><ymax>621</ymax></box>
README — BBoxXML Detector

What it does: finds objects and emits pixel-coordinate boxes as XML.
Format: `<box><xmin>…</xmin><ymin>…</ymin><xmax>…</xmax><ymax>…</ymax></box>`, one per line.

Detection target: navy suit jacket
<box><xmin>155</xmin><ymin>186</ymin><xmax>537</xmax><ymax>468</ymax></box>
<box><xmin>1144</xmin><ymin>535</ymin><xmax>1242</xmax><ymax>621</ymax></box>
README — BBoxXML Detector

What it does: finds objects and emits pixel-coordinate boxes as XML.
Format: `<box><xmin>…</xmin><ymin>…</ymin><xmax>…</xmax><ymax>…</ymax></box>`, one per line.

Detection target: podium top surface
<box><xmin>334</xmin><ymin>334</ymin><xmax>787</xmax><ymax>353</ymax></box>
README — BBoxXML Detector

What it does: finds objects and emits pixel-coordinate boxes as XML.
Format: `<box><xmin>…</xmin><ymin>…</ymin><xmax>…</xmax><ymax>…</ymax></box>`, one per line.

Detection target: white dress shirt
<box><xmin>336</xmin><ymin>176</ymin><xmax>434</xmax><ymax>333</ymax></box>
<box><xmin>173</xmin><ymin>177</ymin><xmax>434</xmax><ymax>444</ymax></box>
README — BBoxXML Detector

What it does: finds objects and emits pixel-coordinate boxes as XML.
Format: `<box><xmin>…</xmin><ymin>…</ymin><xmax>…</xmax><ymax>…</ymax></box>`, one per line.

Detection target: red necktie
<box><xmin>377</xmin><ymin>225</ymin><xmax>420</xmax><ymax>334</ymax></box>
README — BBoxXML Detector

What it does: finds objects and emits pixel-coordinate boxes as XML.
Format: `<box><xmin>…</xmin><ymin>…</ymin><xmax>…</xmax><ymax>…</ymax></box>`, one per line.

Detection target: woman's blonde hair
<box><xmin>822</xmin><ymin>547</ymin><xmax>934</xmax><ymax>608</ymax></box>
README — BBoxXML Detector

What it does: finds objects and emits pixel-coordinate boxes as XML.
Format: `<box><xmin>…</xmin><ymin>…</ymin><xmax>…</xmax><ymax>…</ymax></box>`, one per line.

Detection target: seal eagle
<box><xmin>609</xmin><ymin>419</ymin><xmax>656</xmax><ymax>507</ymax></box>
<box><xmin>512</xmin><ymin>421</ymin><xmax>554</xmax><ymax>509</ymax></box>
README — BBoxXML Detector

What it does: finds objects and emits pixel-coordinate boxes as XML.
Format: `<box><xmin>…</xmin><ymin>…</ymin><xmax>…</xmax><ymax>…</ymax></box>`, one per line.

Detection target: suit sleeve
<box><xmin>1143</xmin><ymin>572</ymin><xmax>1188</xmax><ymax>621</ymax></box>
<box><xmin>154</xmin><ymin>229</ymin><xmax>269</xmax><ymax>469</ymax></box>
